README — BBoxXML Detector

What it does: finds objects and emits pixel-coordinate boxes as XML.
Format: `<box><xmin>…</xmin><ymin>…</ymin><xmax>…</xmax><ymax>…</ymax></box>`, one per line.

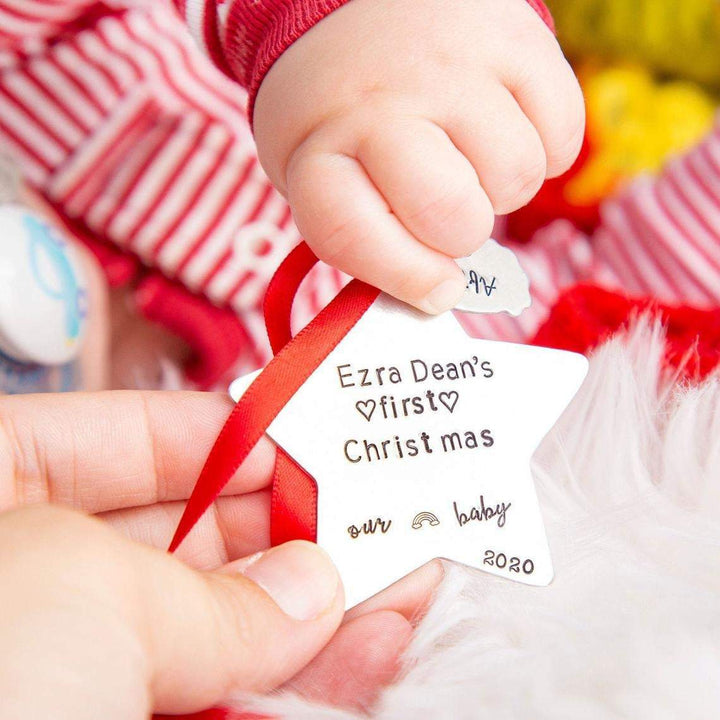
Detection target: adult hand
<box><xmin>0</xmin><ymin>391</ymin><xmax>442</xmax><ymax>717</ymax></box>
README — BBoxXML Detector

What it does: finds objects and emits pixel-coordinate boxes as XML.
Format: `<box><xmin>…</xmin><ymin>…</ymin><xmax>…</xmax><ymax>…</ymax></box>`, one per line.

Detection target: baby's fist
<box><xmin>254</xmin><ymin>0</ymin><xmax>584</xmax><ymax>313</ymax></box>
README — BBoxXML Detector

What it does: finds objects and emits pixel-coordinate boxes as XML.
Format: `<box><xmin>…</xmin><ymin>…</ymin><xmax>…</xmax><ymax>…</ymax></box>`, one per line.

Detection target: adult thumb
<box><xmin>146</xmin><ymin>539</ymin><xmax>345</xmax><ymax>713</ymax></box>
<box><xmin>0</xmin><ymin>506</ymin><xmax>344</xmax><ymax>719</ymax></box>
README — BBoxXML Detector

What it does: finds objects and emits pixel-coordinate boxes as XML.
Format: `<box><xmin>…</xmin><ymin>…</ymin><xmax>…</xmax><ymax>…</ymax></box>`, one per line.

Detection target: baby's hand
<box><xmin>254</xmin><ymin>0</ymin><xmax>584</xmax><ymax>313</ymax></box>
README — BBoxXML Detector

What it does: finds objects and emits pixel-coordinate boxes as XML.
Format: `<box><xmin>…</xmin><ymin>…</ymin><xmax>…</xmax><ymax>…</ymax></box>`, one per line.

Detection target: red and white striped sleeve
<box><xmin>593</xmin><ymin>116</ymin><xmax>720</xmax><ymax>308</ymax></box>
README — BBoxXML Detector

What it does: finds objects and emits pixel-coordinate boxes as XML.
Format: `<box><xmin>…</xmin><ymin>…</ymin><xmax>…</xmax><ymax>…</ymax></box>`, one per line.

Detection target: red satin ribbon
<box><xmin>169</xmin><ymin>242</ymin><xmax>380</xmax><ymax>553</ymax></box>
<box><xmin>163</xmin><ymin>244</ymin><xmax>377</xmax><ymax>720</ymax></box>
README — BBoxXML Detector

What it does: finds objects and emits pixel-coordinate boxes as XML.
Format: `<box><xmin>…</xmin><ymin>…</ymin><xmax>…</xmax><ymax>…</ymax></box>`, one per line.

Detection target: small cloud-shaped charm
<box><xmin>455</xmin><ymin>239</ymin><xmax>531</xmax><ymax>317</ymax></box>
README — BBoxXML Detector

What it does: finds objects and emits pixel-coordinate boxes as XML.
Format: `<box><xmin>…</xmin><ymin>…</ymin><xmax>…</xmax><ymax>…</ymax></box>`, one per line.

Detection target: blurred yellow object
<box><xmin>566</xmin><ymin>64</ymin><xmax>716</xmax><ymax>204</ymax></box>
<box><xmin>547</xmin><ymin>0</ymin><xmax>720</xmax><ymax>90</ymax></box>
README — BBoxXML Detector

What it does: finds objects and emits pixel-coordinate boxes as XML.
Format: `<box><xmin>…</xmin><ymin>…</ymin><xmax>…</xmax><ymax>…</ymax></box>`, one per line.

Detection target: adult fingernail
<box><xmin>240</xmin><ymin>541</ymin><xmax>340</xmax><ymax>621</ymax></box>
<box><xmin>420</xmin><ymin>277</ymin><xmax>465</xmax><ymax>315</ymax></box>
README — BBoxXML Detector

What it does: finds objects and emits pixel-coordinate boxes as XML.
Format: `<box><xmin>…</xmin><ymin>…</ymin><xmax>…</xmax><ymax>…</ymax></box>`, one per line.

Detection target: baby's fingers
<box><xmin>287</xmin><ymin>148</ymin><xmax>465</xmax><ymax>314</ymax></box>
<box><xmin>447</xmin><ymin>85</ymin><xmax>548</xmax><ymax>216</ymax></box>
<box><xmin>501</xmin><ymin>13</ymin><xmax>585</xmax><ymax>178</ymax></box>
<box><xmin>357</xmin><ymin>119</ymin><xmax>493</xmax><ymax>258</ymax></box>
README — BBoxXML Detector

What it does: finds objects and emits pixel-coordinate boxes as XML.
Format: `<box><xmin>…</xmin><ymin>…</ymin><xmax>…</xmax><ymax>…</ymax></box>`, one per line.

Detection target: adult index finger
<box><xmin>0</xmin><ymin>391</ymin><xmax>275</xmax><ymax>514</ymax></box>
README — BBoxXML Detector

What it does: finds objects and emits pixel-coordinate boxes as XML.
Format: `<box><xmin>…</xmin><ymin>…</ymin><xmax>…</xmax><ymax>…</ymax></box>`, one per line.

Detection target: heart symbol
<box><xmin>355</xmin><ymin>400</ymin><xmax>376</xmax><ymax>422</ymax></box>
<box><xmin>439</xmin><ymin>391</ymin><xmax>459</xmax><ymax>414</ymax></box>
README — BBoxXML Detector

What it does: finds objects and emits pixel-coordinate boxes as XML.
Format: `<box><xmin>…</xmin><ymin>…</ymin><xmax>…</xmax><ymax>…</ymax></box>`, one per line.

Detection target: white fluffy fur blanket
<box><xmin>247</xmin><ymin>319</ymin><xmax>720</xmax><ymax>719</ymax></box>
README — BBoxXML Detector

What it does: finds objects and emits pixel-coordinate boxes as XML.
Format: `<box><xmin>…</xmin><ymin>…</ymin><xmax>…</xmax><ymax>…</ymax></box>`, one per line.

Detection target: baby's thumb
<box><xmin>142</xmin><ymin>540</ymin><xmax>344</xmax><ymax>713</ymax></box>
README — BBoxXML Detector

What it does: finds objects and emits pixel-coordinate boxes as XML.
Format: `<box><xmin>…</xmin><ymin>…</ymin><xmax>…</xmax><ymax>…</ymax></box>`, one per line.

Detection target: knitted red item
<box><xmin>224</xmin><ymin>0</ymin><xmax>351</xmax><ymax>122</ymax></box>
<box><xmin>532</xmin><ymin>284</ymin><xmax>720</xmax><ymax>381</ymax></box>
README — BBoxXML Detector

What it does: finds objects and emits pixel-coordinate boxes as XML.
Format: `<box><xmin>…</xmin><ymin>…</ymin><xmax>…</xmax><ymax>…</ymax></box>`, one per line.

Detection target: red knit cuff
<box><xmin>223</xmin><ymin>0</ymin><xmax>554</xmax><ymax>124</ymax></box>
<box><xmin>223</xmin><ymin>0</ymin><xmax>351</xmax><ymax>122</ymax></box>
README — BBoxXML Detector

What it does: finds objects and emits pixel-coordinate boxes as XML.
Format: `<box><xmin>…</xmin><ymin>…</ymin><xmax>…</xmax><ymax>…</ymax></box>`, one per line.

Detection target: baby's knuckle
<box><xmin>548</xmin><ymin>98</ymin><xmax>586</xmax><ymax>174</ymax></box>
<box><xmin>505</xmin><ymin>33</ymin><xmax>552</xmax><ymax>88</ymax></box>
<box><xmin>497</xmin><ymin>154</ymin><xmax>546</xmax><ymax>211</ymax></box>
<box><xmin>447</xmin><ymin>220</ymin><xmax>489</xmax><ymax>258</ymax></box>
<box><xmin>453</xmin><ymin>235</ymin><xmax>485</xmax><ymax>259</ymax></box>
<box><xmin>310</xmin><ymin>213</ymin><xmax>362</xmax><ymax>268</ymax></box>
<box><xmin>550</xmin><ymin>120</ymin><xmax>585</xmax><ymax>175</ymax></box>
<box><xmin>285</xmin><ymin>143</ymin><xmax>319</xmax><ymax>189</ymax></box>
<box><xmin>501</xmin><ymin>9</ymin><xmax>547</xmax><ymax>51</ymax></box>
<box><xmin>385</xmin><ymin>271</ymin><xmax>430</xmax><ymax>304</ymax></box>
<box><xmin>409</xmin><ymin>178</ymin><xmax>478</xmax><ymax>231</ymax></box>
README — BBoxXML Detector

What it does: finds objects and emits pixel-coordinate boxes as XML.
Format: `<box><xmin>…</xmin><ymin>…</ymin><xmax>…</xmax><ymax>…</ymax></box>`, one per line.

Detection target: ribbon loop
<box><xmin>169</xmin><ymin>243</ymin><xmax>379</xmax><ymax>553</ymax></box>
<box><xmin>263</xmin><ymin>241</ymin><xmax>319</xmax><ymax>355</ymax></box>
